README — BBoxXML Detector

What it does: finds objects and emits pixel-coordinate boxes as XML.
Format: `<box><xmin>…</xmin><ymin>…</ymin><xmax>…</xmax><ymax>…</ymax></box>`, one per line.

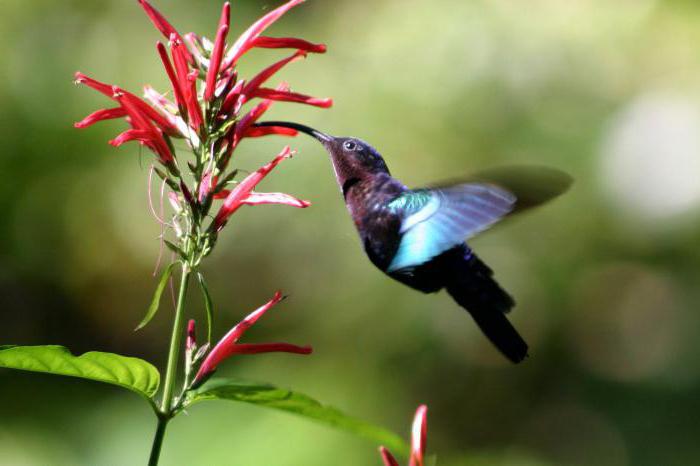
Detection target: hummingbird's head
<box><xmin>321</xmin><ymin>136</ymin><xmax>389</xmax><ymax>174</ymax></box>
<box><xmin>252</xmin><ymin>121</ymin><xmax>390</xmax><ymax>181</ymax></box>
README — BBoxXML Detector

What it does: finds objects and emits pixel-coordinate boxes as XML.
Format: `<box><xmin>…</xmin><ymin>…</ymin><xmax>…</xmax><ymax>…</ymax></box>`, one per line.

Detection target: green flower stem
<box><xmin>148</xmin><ymin>414</ymin><xmax>168</xmax><ymax>466</ymax></box>
<box><xmin>149</xmin><ymin>263</ymin><xmax>191</xmax><ymax>466</ymax></box>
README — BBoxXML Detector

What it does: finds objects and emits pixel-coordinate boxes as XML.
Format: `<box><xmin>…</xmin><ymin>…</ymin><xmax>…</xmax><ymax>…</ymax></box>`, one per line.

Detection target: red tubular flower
<box><xmin>379</xmin><ymin>448</ymin><xmax>399</xmax><ymax>466</ymax></box>
<box><xmin>113</xmin><ymin>87</ymin><xmax>175</xmax><ymax>164</ymax></box>
<box><xmin>193</xmin><ymin>291</ymin><xmax>312</xmax><ymax>386</ymax></box>
<box><xmin>221</xmin><ymin>0</ymin><xmax>305</xmax><ymax>70</ymax></box>
<box><xmin>204</xmin><ymin>24</ymin><xmax>229</xmax><ymax>102</ymax></box>
<box><xmin>156</xmin><ymin>42</ymin><xmax>187</xmax><ymax>112</ymax></box>
<box><xmin>239</xmin><ymin>50</ymin><xmax>307</xmax><ymax>102</ymax></box>
<box><xmin>380</xmin><ymin>405</ymin><xmax>428</xmax><ymax>466</ymax></box>
<box><xmin>242</xmin><ymin>192</ymin><xmax>311</xmax><ymax>208</ymax></box>
<box><xmin>243</xmin><ymin>125</ymin><xmax>298</xmax><ymax>138</ymax></box>
<box><xmin>409</xmin><ymin>405</ymin><xmax>427</xmax><ymax>466</ymax></box>
<box><xmin>170</xmin><ymin>34</ymin><xmax>203</xmax><ymax>131</ymax></box>
<box><xmin>219</xmin><ymin>79</ymin><xmax>245</xmax><ymax>117</ymax></box>
<box><xmin>232</xmin><ymin>82</ymin><xmax>291</xmax><ymax>148</ymax></box>
<box><xmin>109</xmin><ymin>129</ymin><xmax>152</xmax><ymax>147</ymax></box>
<box><xmin>252</xmin><ymin>36</ymin><xmax>326</xmax><ymax>53</ymax></box>
<box><xmin>75</xmin><ymin>72</ymin><xmax>179</xmax><ymax>137</ymax></box>
<box><xmin>137</xmin><ymin>0</ymin><xmax>193</xmax><ymax>63</ymax></box>
<box><xmin>213</xmin><ymin>146</ymin><xmax>304</xmax><ymax>230</ymax></box>
<box><xmin>74</xmin><ymin>107</ymin><xmax>127</xmax><ymax>128</ymax></box>
<box><xmin>249</xmin><ymin>88</ymin><xmax>333</xmax><ymax>108</ymax></box>
<box><xmin>74</xmin><ymin>71</ymin><xmax>112</xmax><ymax>97</ymax></box>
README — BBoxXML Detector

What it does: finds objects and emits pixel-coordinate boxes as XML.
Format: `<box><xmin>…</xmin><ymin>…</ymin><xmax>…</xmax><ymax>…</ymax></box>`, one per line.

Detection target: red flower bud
<box><xmin>186</xmin><ymin>319</ymin><xmax>197</xmax><ymax>352</ymax></box>
<box><xmin>379</xmin><ymin>447</ymin><xmax>399</xmax><ymax>466</ymax></box>
<box><xmin>204</xmin><ymin>24</ymin><xmax>230</xmax><ymax>101</ymax></box>
<box><xmin>409</xmin><ymin>405</ymin><xmax>427</xmax><ymax>466</ymax></box>
<box><xmin>380</xmin><ymin>405</ymin><xmax>428</xmax><ymax>466</ymax></box>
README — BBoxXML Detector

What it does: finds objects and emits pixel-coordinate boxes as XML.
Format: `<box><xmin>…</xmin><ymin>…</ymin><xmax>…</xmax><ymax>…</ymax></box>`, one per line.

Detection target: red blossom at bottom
<box><xmin>380</xmin><ymin>405</ymin><xmax>428</xmax><ymax>466</ymax></box>
<box><xmin>192</xmin><ymin>291</ymin><xmax>311</xmax><ymax>387</ymax></box>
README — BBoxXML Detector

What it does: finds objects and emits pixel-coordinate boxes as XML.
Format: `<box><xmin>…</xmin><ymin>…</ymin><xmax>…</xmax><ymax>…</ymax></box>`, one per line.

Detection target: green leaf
<box><xmin>136</xmin><ymin>262</ymin><xmax>177</xmax><ymax>331</ymax></box>
<box><xmin>0</xmin><ymin>345</ymin><xmax>160</xmax><ymax>403</ymax></box>
<box><xmin>196</xmin><ymin>272</ymin><xmax>214</xmax><ymax>343</ymax></box>
<box><xmin>186</xmin><ymin>378</ymin><xmax>409</xmax><ymax>454</ymax></box>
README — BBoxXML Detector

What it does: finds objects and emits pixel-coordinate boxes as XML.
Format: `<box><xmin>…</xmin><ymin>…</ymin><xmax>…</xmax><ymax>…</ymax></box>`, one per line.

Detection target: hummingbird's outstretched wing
<box><xmin>386</xmin><ymin>183</ymin><xmax>516</xmax><ymax>272</ymax></box>
<box><xmin>386</xmin><ymin>166</ymin><xmax>572</xmax><ymax>272</ymax></box>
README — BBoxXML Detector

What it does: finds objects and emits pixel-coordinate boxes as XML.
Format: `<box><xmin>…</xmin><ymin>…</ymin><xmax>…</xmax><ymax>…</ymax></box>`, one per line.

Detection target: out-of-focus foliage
<box><xmin>1</xmin><ymin>0</ymin><xmax>700</xmax><ymax>465</ymax></box>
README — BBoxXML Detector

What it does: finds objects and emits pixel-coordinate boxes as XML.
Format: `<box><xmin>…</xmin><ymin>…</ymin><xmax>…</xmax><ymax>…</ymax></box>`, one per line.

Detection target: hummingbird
<box><xmin>254</xmin><ymin>121</ymin><xmax>571</xmax><ymax>363</ymax></box>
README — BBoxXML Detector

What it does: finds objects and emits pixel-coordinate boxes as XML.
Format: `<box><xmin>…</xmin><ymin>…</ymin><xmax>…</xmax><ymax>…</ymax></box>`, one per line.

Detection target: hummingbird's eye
<box><xmin>343</xmin><ymin>140</ymin><xmax>357</xmax><ymax>151</ymax></box>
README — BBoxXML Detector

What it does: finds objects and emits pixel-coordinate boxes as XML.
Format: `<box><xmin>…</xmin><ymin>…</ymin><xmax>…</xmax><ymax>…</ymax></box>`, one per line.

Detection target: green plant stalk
<box><xmin>149</xmin><ymin>264</ymin><xmax>191</xmax><ymax>466</ymax></box>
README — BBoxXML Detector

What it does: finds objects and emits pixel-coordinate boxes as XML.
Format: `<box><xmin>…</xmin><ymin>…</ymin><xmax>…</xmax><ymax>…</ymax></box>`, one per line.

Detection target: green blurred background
<box><xmin>2</xmin><ymin>0</ymin><xmax>700</xmax><ymax>464</ymax></box>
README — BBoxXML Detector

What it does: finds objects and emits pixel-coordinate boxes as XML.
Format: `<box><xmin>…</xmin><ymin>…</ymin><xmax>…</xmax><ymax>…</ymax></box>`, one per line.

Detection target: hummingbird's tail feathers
<box><xmin>445</xmin><ymin>253</ymin><xmax>528</xmax><ymax>363</ymax></box>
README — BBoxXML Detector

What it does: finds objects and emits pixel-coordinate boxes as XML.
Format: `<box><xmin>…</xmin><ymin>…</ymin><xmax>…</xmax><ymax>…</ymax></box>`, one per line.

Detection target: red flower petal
<box><xmin>227</xmin><ymin>343</ymin><xmax>312</xmax><ymax>355</ymax></box>
<box><xmin>379</xmin><ymin>447</ymin><xmax>400</xmax><ymax>466</ymax></box>
<box><xmin>249</xmin><ymin>87</ymin><xmax>333</xmax><ymax>108</ymax></box>
<box><xmin>74</xmin><ymin>72</ymin><xmax>113</xmax><ymax>97</ymax></box>
<box><xmin>156</xmin><ymin>41</ymin><xmax>187</xmax><ymax>111</ymax></box>
<box><xmin>219</xmin><ymin>79</ymin><xmax>245</xmax><ymax>116</ymax></box>
<box><xmin>76</xmin><ymin>72</ymin><xmax>178</xmax><ymax>136</ymax></box>
<box><xmin>252</xmin><ymin>36</ymin><xmax>326</xmax><ymax>53</ymax></box>
<box><xmin>109</xmin><ymin>129</ymin><xmax>152</xmax><ymax>147</ymax></box>
<box><xmin>74</xmin><ymin>107</ymin><xmax>127</xmax><ymax>128</ymax></box>
<box><xmin>218</xmin><ymin>2</ymin><xmax>231</xmax><ymax>30</ymax></box>
<box><xmin>409</xmin><ymin>405</ymin><xmax>428</xmax><ymax>466</ymax></box>
<box><xmin>194</xmin><ymin>291</ymin><xmax>286</xmax><ymax>381</ymax></box>
<box><xmin>213</xmin><ymin>146</ymin><xmax>293</xmax><ymax>229</ymax></box>
<box><xmin>231</xmin><ymin>83</ymin><xmax>290</xmax><ymax>149</ymax></box>
<box><xmin>137</xmin><ymin>0</ymin><xmax>193</xmax><ymax>63</ymax></box>
<box><xmin>121</xmin><ymin>90</ymin><xmax>179</xmax><ymax>137</ymax></box>
<box><xmin>222</xmin><ymin>0</ymin><xmax>305</xmax><ymax>70</ymax></box>
<box><xmin>242</xmin><ymin>192</ymin><xmax>310</xmax><ymax>208</ymax></box>
<box><xmin>213</xmin><ymin>189</ymin><xmax>230</xmax><ymax>200</ymax></box>
<box><xmin>243</xmin><ymin>125</ymin><xmax>298</xmax><ymax>138</ymax></box>
<box><xmin>170</xmin><ymin>35</ymin><xmax>203</xmax><ymax>131</ymax></box>
<box><xmin>114</xmin><ymin>88</ymin><xmax>175</xmax><ymax>163</ymax></box>
<box><xmin>204</xmin><ymin>24</ymin><xmax>230</xmax><ymax>101</ymax></box>
<box><xmin>241</xmin><ymin>50</ymin><xmax>306</xmax><ymax>100</ymax></box>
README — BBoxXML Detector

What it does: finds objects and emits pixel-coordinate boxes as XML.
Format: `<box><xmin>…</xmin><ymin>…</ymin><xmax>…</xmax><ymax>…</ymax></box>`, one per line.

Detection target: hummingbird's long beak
<box><xmin>253</xmin><ymin>121</ymin><xmax>333</xmax><ymax>144</ymax></box>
